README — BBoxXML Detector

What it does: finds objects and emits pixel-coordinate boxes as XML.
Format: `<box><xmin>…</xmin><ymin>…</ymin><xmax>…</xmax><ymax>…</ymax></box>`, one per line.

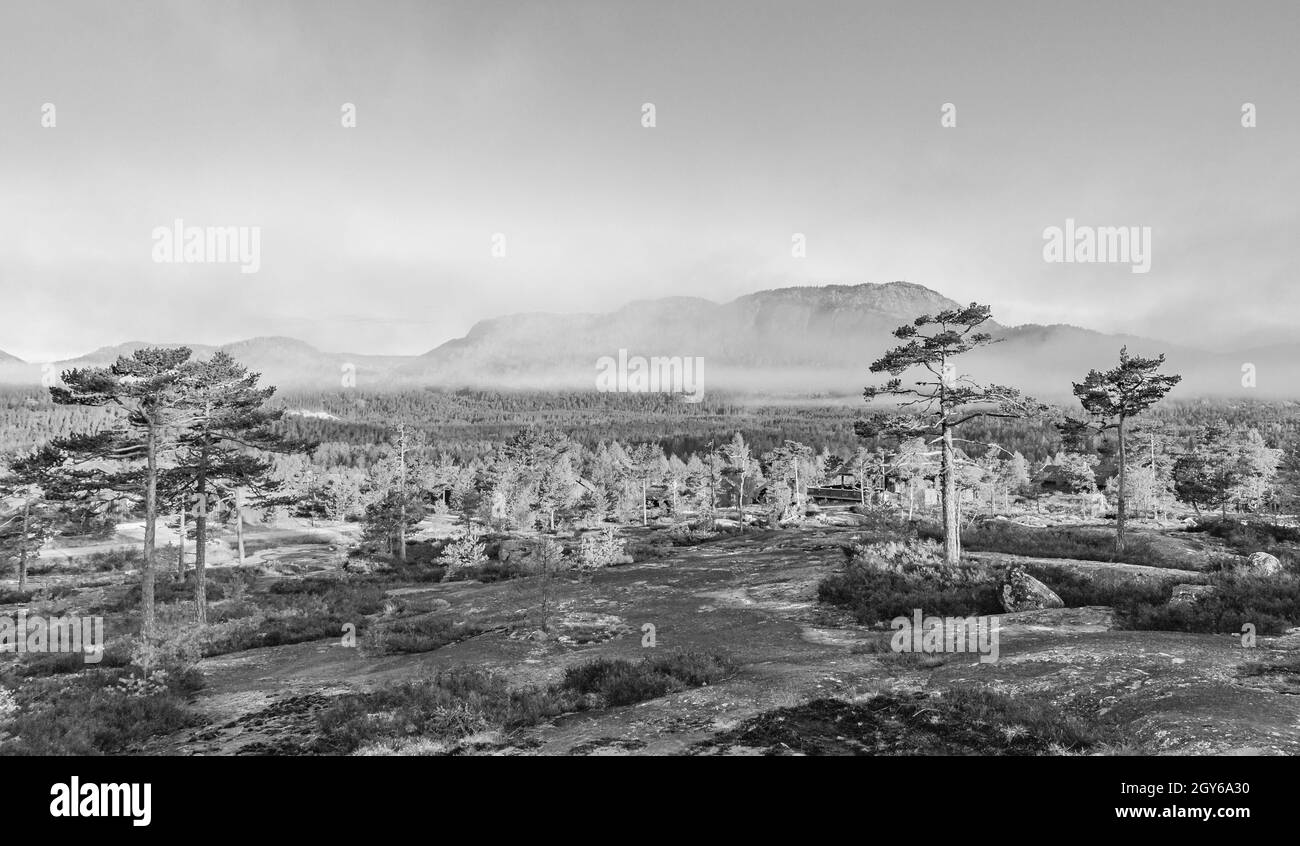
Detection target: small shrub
<box><xmin>365</xmin><ymin>616</ymin><xmax>484</xmax><ymax>655</ymax></box>
<box><xmin>438</xmin><ymin>528</ymin><xmax>489</xmax><ymax>583</ymax></box>
<box><xmin>665</xmin><ymin>523</ymin><xmax>718</xmax><ymax>545</ymax></box>
<box><xmin>1117</xmin><ymin>573</ymin><xmax>1300</xmax><ymax>635</ymax></box>
<box><xmin>704</xmin><ymin>687</ymin><xmax>1126</xmax><ymax>755</ymax></box>
<box><xmin>85</xmin><ymin>548</ymin><xmax>144</xmax><ymax>572</ymax></box>
<box><xmin>576</xmin><ymin>527</ymin><xmax>628</xmax><ymax>570</ymax></box>
<box><xmin>0</xmin><ymin>669</ymin><xmax>202</xmax><ymax>755</ymax></box>
<box><xmin>561</xmin><ymin>651</ymin><xmax>735</xmax><ymax>707</ymax></box>
<box><xmin>920</xmin><ymin>521</ymin><xmax>1187</xmax><ymax>568</ymax></box>
<box><xmin>315</xmin><ymin>651</ymin><xmax>735</xmax><ymax>755</ymax></box>
<box><xmin>820</xmin><ymin>540</ymin><xmax>1001</xmax><ymax>624</ymax></box>
<box><xmin>1021</xmin><ymin>563</ymin><xmax>1175</xmax><ymax>609</ymax></box>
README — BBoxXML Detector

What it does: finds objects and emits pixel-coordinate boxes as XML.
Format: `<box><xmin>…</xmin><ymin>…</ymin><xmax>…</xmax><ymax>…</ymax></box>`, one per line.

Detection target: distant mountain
<box><xmin>0</xmin><ymin>350</ymin><xmax>24</xmax><ymax>365</ymax></box>
<box><xmin>1</xmin><ymin>283</ymin><xmax>1295</xmax><ymax>399</ymax></box>
<box><xmin>405</xmin><ymin>282</ymin><xmax>1285</xmax><ymax>399</ymax></box>
<box><xmin>404</xmin><ymin>282</ymin><xmax>981</xmax><ymax>390</ymax></box>
<box><xmin>0</xmin><ymin>337</ymin><xmax>406</xmax><ymax>392</ymax></box>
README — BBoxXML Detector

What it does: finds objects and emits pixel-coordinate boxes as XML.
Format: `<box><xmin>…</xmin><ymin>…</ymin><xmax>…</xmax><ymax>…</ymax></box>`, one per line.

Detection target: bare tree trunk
<box><xmin>941</xmin><ymin>425</ymin><xmax>960</xmax><ymax>565</ymax></box>
<box><xmin>18</xmin><ymin>500</ymin><xmax>30</xmax><ymax>593</ymax></box>
<box><xmin>641</xmin><ymin>479</ymin><xmax>648</xmax><ymax>526</ymax></box>
<box><xmin>398</xmin><ymin>423</ymin><xmax>407</xmax><ymax>562</ymax></box>
<box><xmin>142</xmin><ymin>424</ymin><xmax>158</xmax><ymax>640</ymax></box>
<box><xmin>235</xmin><ymin>487</ymin><xmax>245</xmax><ymax>565</ymax></box>
<box><xmin>1150</xmin><ymin>434</ymin><xmax>1157</xmax><ymax>521</ymax></box>
<box><xmin>707</xmin><ymin>449</ymin><xmax>717</xmax><ymax>517</ymax></box>
<box><xmin>177</xmin><ymin>503</ymin><xmax>186</xmax><ymax>577</ymax></box>
<box><xmin>737</xmin><ymin>472</ymin><xmax>746</xmax><ymax>532</ymax></box>
<box><xmin>1115</xmin><ymin>416</ymin><xmax>1127</xmax><ymax>556</ymax></box>
<box><xmin>195</xmin><ymin>483</ymin><xmax>208</xmax><ymax>625</ymax></box>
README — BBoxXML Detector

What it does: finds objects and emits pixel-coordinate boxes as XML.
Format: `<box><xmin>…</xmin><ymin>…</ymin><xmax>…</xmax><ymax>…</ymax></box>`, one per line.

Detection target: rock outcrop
<box><xmin>999</xmin><ymin>566</ymin><xmax>1064</xmax><ymax>612</ymax></box>
<box><xmin>1237</xmin><ymin>552</ymin><xmax>1284</xmax><ymax>576</ymax></box>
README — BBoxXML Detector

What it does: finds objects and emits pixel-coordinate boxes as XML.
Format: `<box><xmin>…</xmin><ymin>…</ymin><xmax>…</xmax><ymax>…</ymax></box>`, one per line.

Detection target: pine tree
<box><xmin>23</xmin><ymin>347</ymin><xmax>194</xmax><ymax>638</ymax></box>
<box><xmin>1064</xmin><ymin>347</ymin><xmax>1181</xmax><ymax>553</ymax></box>
<box><xmin>860</xmin><ymin>304</ymin><xmax>1045</xmax><ymax>564</ymax></box>
<box><xmin>0</xmin><ymin>477</ymin><xmax>56</xmax><ymax>592</ymax></box>
<box><xmin>170</xmin><ymin>351</ymin><xmax>306</xmax><ymax>623</ymax></box>
<box><xmin>720</xmin><ymin>432</ymin><xmax>758</xmax><ymax>531</ymax></box>
<box><xmin>763</xmin><ymin>440</ymin><xmax>814</xmax><ymax>514</ymax></box>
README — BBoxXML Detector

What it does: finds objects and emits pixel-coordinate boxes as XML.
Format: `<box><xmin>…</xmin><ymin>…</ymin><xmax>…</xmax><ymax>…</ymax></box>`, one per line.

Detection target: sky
<box><xmin>1</xmin><ymin>0</ymin><xmax>1297</xmax><ymax>361</ymax></box>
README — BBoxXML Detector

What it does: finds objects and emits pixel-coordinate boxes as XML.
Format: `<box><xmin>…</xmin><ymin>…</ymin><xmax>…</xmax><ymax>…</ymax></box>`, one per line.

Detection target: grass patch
<box><xmin>198</xmin><ymin>576</ymin><xmax>387</xmax><ymax>656</ymax></box>
<box><xmin>0</xmin><ymin>585</ymin><xmax>78</xmax><ymax>605</ymax></box>
<box><xmin>1116</xmin><ymin>573</ymin><xmax>1300</xmax><ymax>635</ymax></box>
<box><xmin>83</xmin><ymin>547</ymin><xmax>144</xmax><ymax>572</ymax></box>
<box><xmin>1020</xmin><ymin>562</ymin><xmax>1177</xmax><ymax>608</ymax></box>
<box><xmin>700</xmin><ymin>688</ymin><xmax>1127</xmax><ymax>755</ymax></box>
<box><xmin>314</xmin><ymin>650</ymin><xmax>735</xmax><ymax>754</ymax></box>
<box><xmin>367</xmin><ymin>616</ymin><xmax>486</xmax><ymax>655</ymax></box>
<box><xmin>106</xmin><ymin>567</ymin><xmax>258</xmax><ymax>612</ymax></box>
<box><xmin>921</xmin><ymin>521</ymin><xmax>1187</xmax><ymax>568</ymax></box>
<box><xmin>1188</xmin><ymin>517</ymin><xmax>1300</xmax><ymax>571</ymax></box>
<box><xmin>850</xmin><ymin>635</ymin><xmax>950</xmax><ymax>668</ymax></box>
<box><xmin>0</xmin><ymin>667</ymin><xmax>203</xmax><ymax>755</ymax></box>
<box><xmin>561</xmin><ymin>651</ymin><xmax>735</xmax><ymax>706</ymax></box>
<box><xmin>4</xmin><ymin>639</ymin><xmax>135</xmax><ymax>678</ymax></box>
<box><xmin>816</xmin><ymin>558</ymin><xmax>998</xmax><ymax>626</ymax></box>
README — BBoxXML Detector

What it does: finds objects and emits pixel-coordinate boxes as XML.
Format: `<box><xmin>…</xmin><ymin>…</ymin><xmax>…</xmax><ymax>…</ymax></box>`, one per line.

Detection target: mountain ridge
<box><xmin>1</xmin><ymin>283</ymin><xmax>1294</xmax><ymax>398</ymax></box>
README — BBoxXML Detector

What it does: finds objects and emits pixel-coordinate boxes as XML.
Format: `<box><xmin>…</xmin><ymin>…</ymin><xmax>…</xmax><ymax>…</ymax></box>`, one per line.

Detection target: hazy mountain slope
<box><xmin>30</xmin><ymin>337</ymin><xmax>404</xmax><ymax>390</ymax></box>
<box><xmin>407</xmin><ymin>282</ymin><xmax>975</xmax><ymax>386</ymax></box>
<box><xmin>2</xmin><ymin>282</ymin><xmax>1292</xmax><ymax>398</ymax></box>
<box><xmin>405</xmin><ymin>281</ymin><xmax>1274</xmax><ymax>398</ymax></box>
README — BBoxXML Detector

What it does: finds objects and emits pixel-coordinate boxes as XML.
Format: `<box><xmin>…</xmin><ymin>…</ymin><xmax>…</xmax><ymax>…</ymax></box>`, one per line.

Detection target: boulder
<box><xmin>999</xmin><ymin>566</ymin><xmax>1064</xmax><ymax>613</ymax></box>
<box><xmin>1169</xmin><ymin>583</ymin><xmax>1216</xmax><ymax>605</ymax></box>
<box><xmin>1236</xmin><ymin>552</ymin><xmax>1284</xmax><ymax>577</ymax></box>
<box><xmin>497</xmin><ymin>539</ymin><xmax>532</xmax><ymax>564</ymax></box>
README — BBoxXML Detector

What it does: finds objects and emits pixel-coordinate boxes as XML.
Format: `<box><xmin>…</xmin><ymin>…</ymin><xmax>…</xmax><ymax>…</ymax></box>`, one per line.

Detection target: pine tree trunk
<box><xmin>398</xmin><ymin>425</ymin><xmax>407</xmax><ymax>562</ymax></box>
<box><xmin>941</xmin><ymin>424</ymin><xmax>960</xmax><ymax>565</ymax></box>
<box><xmin>177</xmin><ymin>503</ymin><xmax>186</xmax><ymax>577</ymax></box>
<box><xmin>737</xmin><ymin>472</ymin><xmax>745</xmax><ymax>532</ymax></box>
<box><xmin>1115</xmin><ymin>417</ymin><xmax>1127</xmax><ymax>556</ymax></box>
<box><xmin>18</xmin><ymin>500</ymin><xmax>30</xmax><ymax>593</ymax></box>
<box><xmin>235</xmin><ymin>487</ymin><xmax>245</xmax><ymax>565</ymax></box>
<box><xmin>1150</xmin><ymin>435</ymin><xmax>1158</xmax><ymax>521</ymax></box>
<box><xmin>195</xmin><ymin>480</ymin><xmax>208</xmax><ymax>625</ymax></box>
<box><xmin>142</xmin><ymin>424</ymin><xmax>158</xmax><ymax>640</ymax></box>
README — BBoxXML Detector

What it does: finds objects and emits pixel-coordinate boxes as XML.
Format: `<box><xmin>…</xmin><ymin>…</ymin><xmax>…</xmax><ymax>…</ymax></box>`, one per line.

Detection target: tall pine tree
<box><xmin>860</xmin><ymin>304</ymin><xmax>1045</xmax><ymax>565</ymax></box>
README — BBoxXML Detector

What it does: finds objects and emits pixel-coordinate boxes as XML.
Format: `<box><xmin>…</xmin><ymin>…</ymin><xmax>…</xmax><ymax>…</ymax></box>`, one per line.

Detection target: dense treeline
<box><xmin>6</xmin><ymin>384</ymin><xmax>1300</xmax><ymax>472</ymax></box>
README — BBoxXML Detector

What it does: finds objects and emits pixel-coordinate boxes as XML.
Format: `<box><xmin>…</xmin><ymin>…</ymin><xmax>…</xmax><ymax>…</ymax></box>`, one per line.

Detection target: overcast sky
<box><xmin>1</xmin><ymin>0</ymin><xmax>1297</xmax><ymax>361</ymax></box>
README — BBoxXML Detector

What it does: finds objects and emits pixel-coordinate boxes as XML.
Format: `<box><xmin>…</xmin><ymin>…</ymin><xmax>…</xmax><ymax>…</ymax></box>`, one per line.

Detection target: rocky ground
<box><xmin>131</xmin><ymin>521</ymin><xmax>1300</xmax><ymax>756</ymax></box>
